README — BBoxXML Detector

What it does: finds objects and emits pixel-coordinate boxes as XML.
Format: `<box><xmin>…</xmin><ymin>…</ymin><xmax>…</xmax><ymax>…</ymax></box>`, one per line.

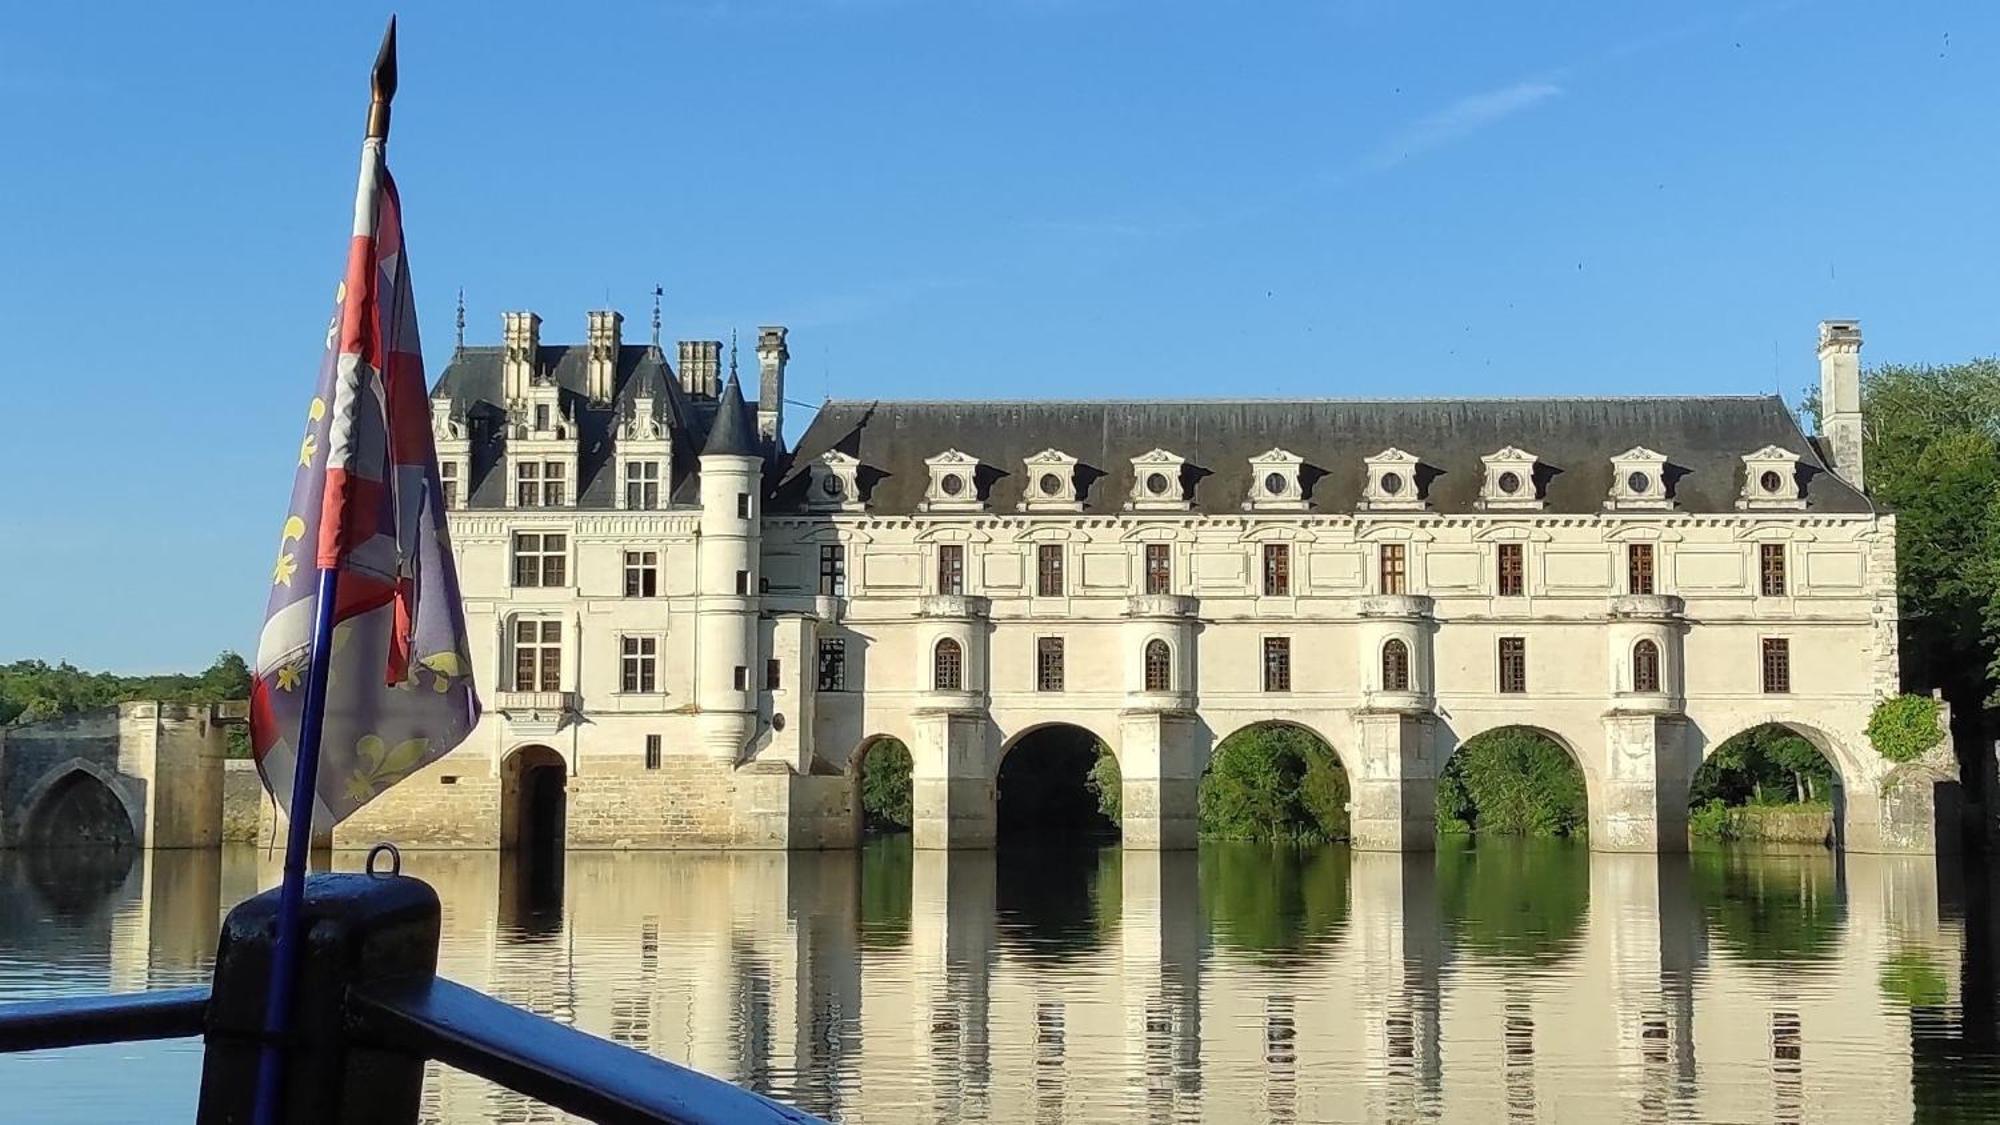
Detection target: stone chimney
<box><xmin>501</xmin><ymin>311</ymin><xmax>541</xmax><ymax>401</ymax></box>
<box><xmin>677</xmin><ymin>339</ymin><xmax>722</xmax><ymax>399</ymax></box>
<box><xmin>756</xmin><ymin>326</ymin><xmax>788</xmax><ymax>451</ymax></box>
<box><xmin>585</xmin><ymin>310</ymin><xmax>622</xmax><ymax>403</ymax></box>
<box><xmin>1817</xmin><ymin>319</ymin><xmax>1865</xmax><ymax>491</ymax></box>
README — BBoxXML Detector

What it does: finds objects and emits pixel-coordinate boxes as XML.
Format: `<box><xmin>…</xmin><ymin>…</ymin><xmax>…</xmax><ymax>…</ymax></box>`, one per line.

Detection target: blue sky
<box><xmin>1</xmin><ymin>1</ymin><xmax>1994</xmax><ymax>673</ymax></box>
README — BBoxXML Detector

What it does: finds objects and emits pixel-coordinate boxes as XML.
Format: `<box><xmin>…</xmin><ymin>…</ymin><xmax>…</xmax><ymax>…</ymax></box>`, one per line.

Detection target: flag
<box><xmin>249</xmin><ymin>129</ymin><xmax>479</xmax><ymax>831</ymax></box>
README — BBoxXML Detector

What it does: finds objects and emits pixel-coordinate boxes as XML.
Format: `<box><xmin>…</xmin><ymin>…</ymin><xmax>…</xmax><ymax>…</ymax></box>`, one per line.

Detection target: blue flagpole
<box><xmin>251</xmin><ymin>565</ymin><xmax>342</xmax><ymax>1125</ymax></box>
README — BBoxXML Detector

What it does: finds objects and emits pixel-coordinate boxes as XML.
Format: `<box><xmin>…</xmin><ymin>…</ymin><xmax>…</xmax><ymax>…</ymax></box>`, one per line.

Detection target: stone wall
<box><xmin>0</xmin><ymin>702</ymin><xmax>224</xmax><ymax>850</ymax></box>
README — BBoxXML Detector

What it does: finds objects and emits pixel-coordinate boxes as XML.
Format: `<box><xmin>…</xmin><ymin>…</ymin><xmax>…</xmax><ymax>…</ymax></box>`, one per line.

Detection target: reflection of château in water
<box><xmin>1</xmin><ymin>844</ymin><xmax>1982</xmax><ymax>1122</ymax></box>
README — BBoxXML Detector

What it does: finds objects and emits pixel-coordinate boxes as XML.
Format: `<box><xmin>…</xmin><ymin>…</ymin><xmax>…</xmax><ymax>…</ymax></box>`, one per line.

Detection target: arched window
<box><xmin>1144</xmin><ymin>639</ymin><xmax>1172</xmax><ymax>692</ymax></box>
<box><xmin>933</xmin><ymin>638</ymin><xmax>963</xmax><ymax>691</ymax></box>
<box><xmin>1382</xmin><ymin>638</ymin><xmax>1411</xmax><ymax>692</ymax></box>
<box><xmin>1632</xmin><ymin>639</ymin><xmax>1661</xmax><ymax>693</ymax></box>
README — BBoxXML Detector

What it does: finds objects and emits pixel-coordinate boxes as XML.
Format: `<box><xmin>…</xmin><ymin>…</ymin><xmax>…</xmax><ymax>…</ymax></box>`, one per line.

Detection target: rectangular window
<box><xmin>732</xmin><ymin>666</ymin><xmax>748</xmax><ymax>691</ymax></box>
<box><xmin>644</xmin><ymin>734</ymin><xmax>662</xmax><ymax>770</ymax></box>
<box><xmin>1037</xmin><ymin>545</ymin><xmax>1065</xmax><ymax>597</ymax></box>
<box><xmin>624</xmin><ymin>461</ymin><xmax>660</xmax><ymax>510</ymax></box>
<box><xmin>737</xmin><ymin>493</ymin><xmax>751</xmax><ymax>519</ymax></box>
<box><xmin>817</xmin><ymin>639</ymin><xmax>847</xmax><ymax>691</ymax></box>
<box><xmin>534</xmin><ymin>403</ymin><xmax>550</xmax><ymax>432</ymax></box>
<box><xmin>1145</xmin><ymin>543</ymin><xmax>1172</xmax><ymax>595</ymax></box>
<box><xmin>513</xmin><ymin>620</ymin><xmax>562</xmax><ymax>692</ymax></box>
<box><xmin>542</xmin><ymin>462</ymin><xmax>566</xmax><ymax>507</ymax></box>
<box><xmin>938</xmin><ymin>544</ymin><xmax>965</xmax><ymax>595</ymax></box>
<box><xmin>735</xmin><ymin>570</ymin><xmax>750</xmax><ymax>596</ymax></box>
<box><xmin>1628</xmin><ymin>543</ymin><xmax>1655</xmax><ymax>596</ymax></box>
<box><xmin>512</xmin><ymin>532</ymin><xmax>567</xmax><ymax>588</ymax></box>
<box><xmin>1762</xmin><ymin>638</ymin><xmax>1791</xmax><ymax>694</ymax></box>
<box><xmin>766</xmin><ymin>659</ymin><xmax>782</xmax><ymax>691</ymax></box>
<box><xmin>1498</xmin><ymin>637</ymin><xmax>1528</xmax><ymax>694</ymax></box>
<box><xmin>1760</xmin><ymin>543</ymin><xmax>1787</xmax><ymax>597</ymax></box>
<box><xmin>1037</xmin><ymin>637</ymin><xmax>1065</xmax><ymax>691</ymax></box>
<box><xmin>438</xmin><ymin>461</ymin><xmax>459</xmax><ymax>510</ymax></box>
<box><xmin>1380</xmin><ymin>543</ymin><xmax>1407</xmax><ymax>595</ymax></box>
<box><xmin>515</xmin><ymin>461</ymin><xmax>541</xmax><ymax>507</ymax></box>
<box><xmin>620</xmin><ymin>635</ymin><xmax>657</xmax><ymax>693</ymax></box>
<box><xmin>623</xmin><ymin>550</ymin><xmax>659</xmax><ymax>598</ymax></box>
<box><xmin>1497</xmin><ymin>543</ymin><xmax>1525</xmax><ymax>597</ymax></box>
<box><xmin>1263</xmin><ymin>544</ymin><xmax>1291</xmax><ymax>596</ymax></box>
<box><xmin>819</xmin><ymin>545</ymin><xmax>847</xmax><ymax>596</ymax></box>
<box><xmin>1262</xmin><ymin>637</ymin><xmax>1291</xmax><ymax>692</ymax></box>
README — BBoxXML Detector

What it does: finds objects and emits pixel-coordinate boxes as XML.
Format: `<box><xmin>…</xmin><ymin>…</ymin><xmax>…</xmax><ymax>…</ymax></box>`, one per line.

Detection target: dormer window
<box><xmin>922</xmin><ymin>450</ymin><xmax>984</xmax><ymax>513</ymax></box>
<box><xmin>808</xmin><ymin>450</ymin><xmax>865</xmax><ymax>513</ymax></box>
<box><xmin>1127</xmin><ymin>449</ymin><xmax>1191</xmax><ymax>512</ymax></box>
<box><xmin>1738</xmin><ymin>446</ymin><xmax>1805</xmax><ymax>510</ymax></box>
<box><xmin>1021</xmin><ymin>449</ymin><xmax>1082</xmax><ymax>513</ymax></box>
<box><xmin>1245</xmin><ymin>448</ymin><xmax>1307</xmax><ymax>512</ymax></box>
<box><xmin>1479</xmin><ymin>447</ymin><xmax>1544</xmax><ymax>511</ymax></box>
<box><xmin>431</xmin><ymin>397</ymin><xmax>469</xmax><ymax>511</ymax></box>
<box><xmin>1361</xmin><ymin>448</ymin><xmax>1426</xmax><ymax>512</ymax></box>
<box><xmin>1607</xmin><ymin>447</ymin><xmax>1671</xmax><ymax>511</ymax></box>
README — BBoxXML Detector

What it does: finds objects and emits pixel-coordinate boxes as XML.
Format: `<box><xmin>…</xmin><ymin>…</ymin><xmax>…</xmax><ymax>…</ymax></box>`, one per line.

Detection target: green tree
<box><xmin>1198</xmin><ymin>724</ymin><xmax>1349</xmax><ymax>843</ymax></box>
<box><xmin>1689</xmin><ymin>725</ymin><xmax>1835</xmax><ymax>808</ymax></box>
<box><xmin>859</xmin><ymin>739</ymin><xmax>913</xmax><ymax>833</ymax></box>
<box><xmin>1436</xmin><ymin>728</ymin><xmax>1587</xmax><ymax>837</ymax></box>
<box><xmin>1812</xmin><ymin>358</ymin><xmax>2000</xmax><ymax>786</ymax></box>
<box><xmin>1088</xmin><ymin>744</ymin><xmax>1121</xmax><ymax>826</ymax></box>
<box><xmin>1</xmin><ymin>651</ymin><xmax>254</xmax><ymax>728</ymax></box>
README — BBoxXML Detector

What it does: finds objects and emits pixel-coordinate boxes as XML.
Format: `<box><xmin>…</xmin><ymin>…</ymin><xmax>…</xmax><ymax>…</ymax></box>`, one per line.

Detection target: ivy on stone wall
<box><xmin>1867</xmin><ymin>694</ymin><xmax>1945</xmax><ymax>764</ymax></box>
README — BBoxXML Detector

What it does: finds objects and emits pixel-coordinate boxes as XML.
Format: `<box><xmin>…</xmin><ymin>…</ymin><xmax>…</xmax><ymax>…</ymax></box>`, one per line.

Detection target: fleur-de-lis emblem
<box><xmin>344</xmin><ymin>734</ymin><xmax>429</xmax><ymax>803</ymax></box>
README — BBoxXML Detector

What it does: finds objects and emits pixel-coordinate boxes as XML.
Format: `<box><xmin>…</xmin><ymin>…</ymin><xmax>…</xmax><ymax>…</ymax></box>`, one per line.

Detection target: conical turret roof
<box><xmin>702</xmin><ymin>374</ymin><xmax>758</xmax><ymax>457</ymax></box>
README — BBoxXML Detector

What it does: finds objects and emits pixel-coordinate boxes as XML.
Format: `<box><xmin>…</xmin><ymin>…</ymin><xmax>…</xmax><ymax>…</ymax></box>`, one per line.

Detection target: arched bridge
<box><xmin>0</xmin><ymin>702</ymin><xmax>240</xmax><ymax>850</ymax></box>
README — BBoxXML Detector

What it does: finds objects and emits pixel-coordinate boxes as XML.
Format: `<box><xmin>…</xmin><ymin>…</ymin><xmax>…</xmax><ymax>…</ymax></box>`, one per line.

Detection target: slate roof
<box><xmin>430</xmin><ymin>344</ymin><xmax>708</xmax><ymax>508</ymax></box>
<box><xmin>780</xmin><ymin>396</ymin><xmax>1870</xmax><ymax>516</ymax></box>
<box><xmin>702</xmin><ymin>375</ymin><xmax>759</xmax><ymax>457</ymax></box>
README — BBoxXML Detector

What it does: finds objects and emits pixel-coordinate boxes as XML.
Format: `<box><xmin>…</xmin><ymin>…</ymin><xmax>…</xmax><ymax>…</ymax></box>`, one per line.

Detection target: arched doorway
<box><xmin>853</xmin><ymin>736</ymin><xmax>914</xmax><ymax>836</ymax></box>
<box><xmin>1437</xmin><ymin>727</ymin><xmax>1588</xmax><ymax>839</ymax></box>
<box><xmin>501</xmin><ymin>745</ymin><xmax>567</xmax><ymax>858</ymax></box>
<box><xmin>995</xmin><ymin>723</ymin><xmax>1119</xmax><ymax>842</ymax></box>
<box><xmin>1199</xmin><ymin>721</ymin><xmax>1349</xmax><ymax>843</ymax></box>
<box><xmin>24</xmin><ymin>767</ymin><xmax>138</xmax><ymax>850</ymax></box>
<box><xmin>1688</xmin><ymin>723</ymin><xmax>1842</xmax><ymax>847</ymax></box>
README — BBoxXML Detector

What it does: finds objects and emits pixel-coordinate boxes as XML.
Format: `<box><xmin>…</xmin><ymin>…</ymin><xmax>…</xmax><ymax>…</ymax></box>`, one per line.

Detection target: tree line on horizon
<box><xmin>1</xmin><ymin>652</ymin><xmax>252</xmax><ymax>730</ymax></box>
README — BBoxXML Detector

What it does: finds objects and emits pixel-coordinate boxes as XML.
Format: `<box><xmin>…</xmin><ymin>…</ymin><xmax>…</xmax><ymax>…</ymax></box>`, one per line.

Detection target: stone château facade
<box><xmin>321</xmin><ymin>313</ymin><xmax>1941</xmax><ymax>854</ymax></box>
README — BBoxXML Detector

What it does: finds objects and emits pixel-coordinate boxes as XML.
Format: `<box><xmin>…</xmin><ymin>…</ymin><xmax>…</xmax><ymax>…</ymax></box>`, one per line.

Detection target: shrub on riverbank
<box><xmin>1198</xmin><ymin>724</ymin><xmax>1349</xmax><ymax>843</ymax></box>
<box><xmin>859</xmin><ymin>739</ymin><xmax>914</xmax><ymax>833</ymax></box>
<box><xmin>1436</xmin><ymin>728</ymin><xmax>1586</xmax><ymax>837</ymax></box>
<box><xmin>1689</xmin><ymin>798</ymin><xmax>1834</xmax><ymax>844</ymax></box>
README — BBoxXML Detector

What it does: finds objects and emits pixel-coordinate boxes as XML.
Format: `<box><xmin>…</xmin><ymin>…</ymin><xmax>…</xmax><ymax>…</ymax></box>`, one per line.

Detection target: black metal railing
<box><xmin>0</xmin><ymin>873</ymin><xmax>821</xmax><ymax>1125</ymax></box>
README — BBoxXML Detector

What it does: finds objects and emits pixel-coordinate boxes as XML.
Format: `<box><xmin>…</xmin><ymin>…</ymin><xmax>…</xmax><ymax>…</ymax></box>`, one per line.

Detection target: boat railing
<box><xmin>0</xmin><ymin>871</ymin><xmax>819</xmax><ymax>1125</ymax></box>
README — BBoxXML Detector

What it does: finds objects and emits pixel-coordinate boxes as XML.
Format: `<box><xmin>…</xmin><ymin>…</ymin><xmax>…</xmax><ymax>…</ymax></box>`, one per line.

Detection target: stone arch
<box><xmin>16</xmin><ymin>758</ymin><xmax>142</xmax><ymax>849</ymax></box>
<box><xmin>1199</xmin><ymin>718</ymin><xmax>1351</xmax><ymax>843</ymax></box>
<box><xmin>1210</xmin><ymin>717</ymin><xmax>1350</xmax><ymax>776</ymax></box>
<box><xmin>1435</xmin><ymin>722</ymin><xmax>1596</xmax><ymax>839</ymax></box>
<box><xmin>1688</xmin><ymin>718</ymin><xmax>1853</xmax><ymax>848</ymax></box>
<box><xmin>500</xmin><ymin>744</ymin><xmax>567</xmax><ymax>858</ymax></box>
<box><xmin>994</xmin><ymin>720</ymin><xmax>1121</xmax><ymax>841</ymax></box>
<box><xmin>850</xmin><ymin>733</ymin><xmax>915</xmax><ymax>835</ymax></box>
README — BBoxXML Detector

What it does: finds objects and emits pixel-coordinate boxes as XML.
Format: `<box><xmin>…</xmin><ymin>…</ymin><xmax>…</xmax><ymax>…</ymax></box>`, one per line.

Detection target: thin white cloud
<box><xmin>1359</xmin><ymin>80</ymin><xmax>1563</xmax><ymax>174</ymax></box>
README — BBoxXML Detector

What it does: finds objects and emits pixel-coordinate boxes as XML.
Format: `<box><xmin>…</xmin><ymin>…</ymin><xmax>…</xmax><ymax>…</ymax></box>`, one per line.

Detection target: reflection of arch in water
<box><xmin>994</xmin><ymin>842</ymin><xmax>1122</xmax><ymax>957</ymax></box>
<box><xmin>995</xmin><ymin>722</ymin><xmax>1120</xmax><ymax>841</ymax></box>
<box><xmin>1436</xmin><ymin>724</ymin><xmax>1591</xmax><ymax>839</ymax></box>
<box><xmin>1200</xmin><ymin>720</ymin><xmax>1350</xmax><ymax>844</ymax></box>
<box><xmin>1688</xmin><ymin>846</ymin><xmax>1846</xmax><ymax>969</ymax></box>
<box><xmin>1200</xmin><ymin>842</ymin><xmax>1352</xmax><ymax>960</ymax></box>
<box><xmin>21</xmin><ymin>845</ymin><xmax>138</xmax><ymax>920</ymax></box>
<box><xmin>1434</xmin><ymin>837</ymin><xmax>1590</xmax><ymax>970</ymax></box>
<box><xmin>1688</xmin><ymin>721</ymin><xmax>1846</xmax><ymax>849</ymax></box>
<box><xmin>19</xmin><ymin>760</ymin><xmax>140</xmax><ymax>850</ymax></box>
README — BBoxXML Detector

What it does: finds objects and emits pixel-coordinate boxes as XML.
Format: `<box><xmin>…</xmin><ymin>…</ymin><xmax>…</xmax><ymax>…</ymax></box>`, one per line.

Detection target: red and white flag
<box><xmin>249</xmin><ymin>130</ymin><xmax>479</xmax><ymax>830</ymax></box>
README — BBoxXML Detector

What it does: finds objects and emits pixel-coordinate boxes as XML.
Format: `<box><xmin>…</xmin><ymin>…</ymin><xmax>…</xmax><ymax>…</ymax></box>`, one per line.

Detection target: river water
<box><xmin>0</xmin><ymin>839</ymin><xmax>1993</xmax><ymax>1124</ymax></box>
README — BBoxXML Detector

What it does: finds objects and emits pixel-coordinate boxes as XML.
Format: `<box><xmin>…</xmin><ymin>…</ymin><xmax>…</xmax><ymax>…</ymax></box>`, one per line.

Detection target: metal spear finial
<box><xmin>367</xmin><ymin>16</ymin><xmax>398</xmax><ymax>141</ymax></box>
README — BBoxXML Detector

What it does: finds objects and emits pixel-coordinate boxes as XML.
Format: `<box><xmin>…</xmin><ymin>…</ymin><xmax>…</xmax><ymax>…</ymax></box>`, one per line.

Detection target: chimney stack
<box><xmin>501</xmin><ymin>311</ymin><xmax>541</xmax><ymax>401</ymax></box>
<box><xmin>1816</xmin><ymin>319</ymin><xmax>1865</xmax><ymax>491</ymax></box>
<box><xmin>585</xmin><ymin>310</ymin><xmax>623</xmax><ymax>403</ymax></box>
<box><xmin>677</xmin><ymin>339</ymin><xmax>722</xmax><ymax>398</ymax></box>
<box><xmin>756</xmin><ymin>326</ymin><xmax>788</xmax><ymax>451</ymax></box>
